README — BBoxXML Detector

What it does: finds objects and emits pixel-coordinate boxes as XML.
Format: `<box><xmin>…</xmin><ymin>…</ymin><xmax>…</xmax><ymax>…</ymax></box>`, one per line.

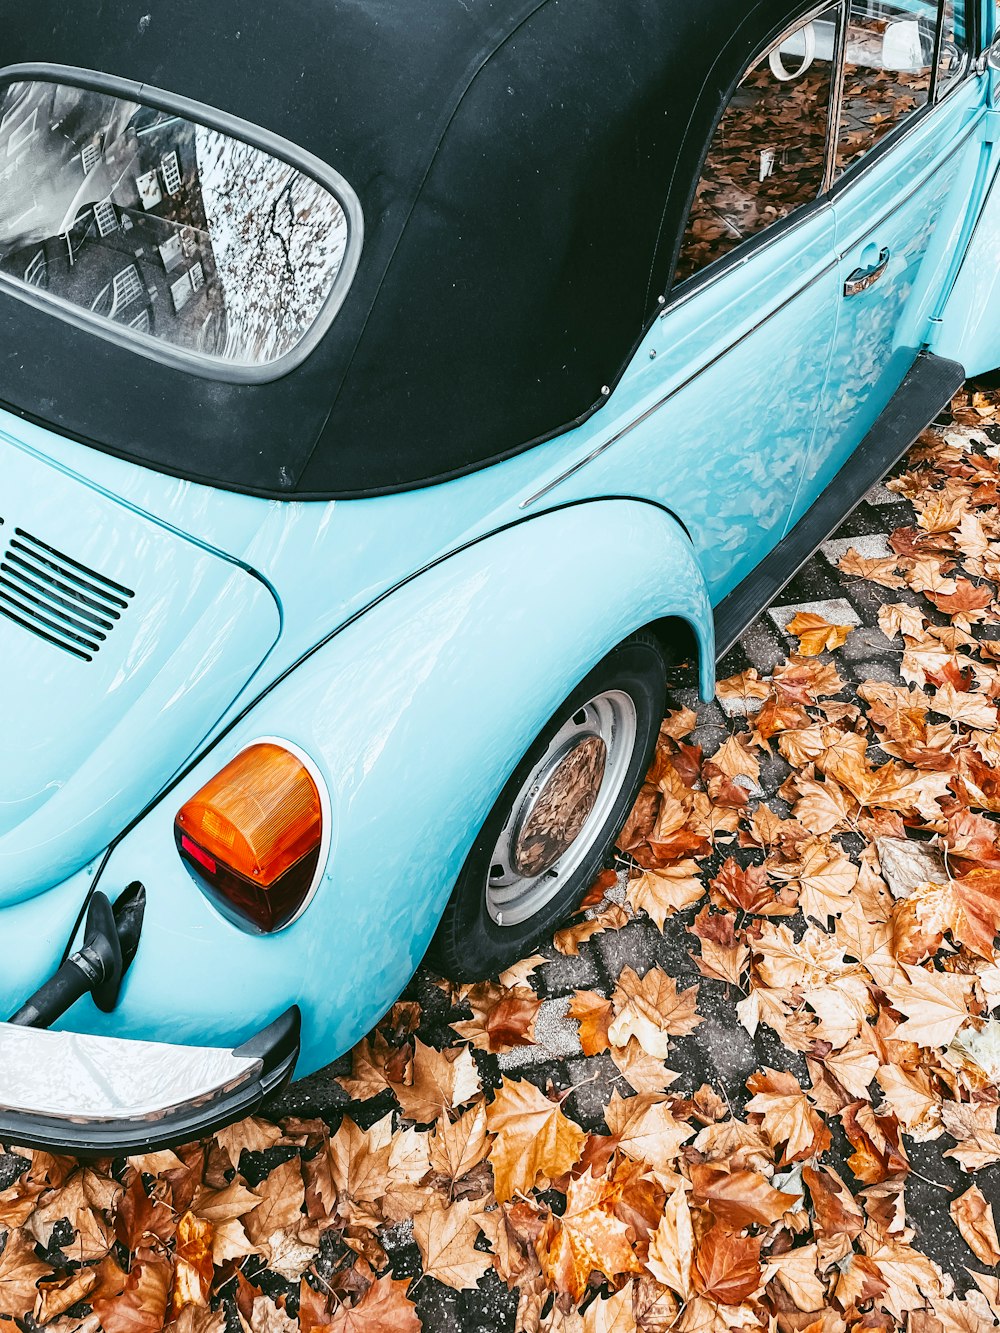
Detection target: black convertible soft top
<box><xmin>0</xmin><ymin>0</ymin><xmax>810</xmax><ymax>498</ymax></box>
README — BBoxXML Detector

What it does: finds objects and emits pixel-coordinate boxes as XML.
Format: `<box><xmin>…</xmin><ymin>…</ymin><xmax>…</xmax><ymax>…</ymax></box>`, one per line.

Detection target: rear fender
<box><xmin>28</xmin><ymin>500</ymin><xmax>713</xmax><ymax>1074</ymax></box>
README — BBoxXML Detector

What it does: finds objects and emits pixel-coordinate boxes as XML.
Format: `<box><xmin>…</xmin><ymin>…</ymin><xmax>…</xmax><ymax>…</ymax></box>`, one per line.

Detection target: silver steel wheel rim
<box><xmin>485</xmin><ymin>689</ymin><xmax>638</xmax><ymax>928</ymax></box>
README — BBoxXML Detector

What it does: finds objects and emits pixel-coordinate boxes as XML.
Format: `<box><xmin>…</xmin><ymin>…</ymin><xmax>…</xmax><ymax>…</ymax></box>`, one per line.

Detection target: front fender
<box><xmin>22</xmin><ymin>500</ymin><xmax>712</xmax><ymax>1075</ymax></box>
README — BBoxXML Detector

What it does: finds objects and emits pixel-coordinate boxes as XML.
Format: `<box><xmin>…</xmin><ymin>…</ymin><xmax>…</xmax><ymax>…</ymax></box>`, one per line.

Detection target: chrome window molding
<box><xmin>0</xmin><ymin>63</ymin><xmax>365</xmax><ymax>385</ymax></box>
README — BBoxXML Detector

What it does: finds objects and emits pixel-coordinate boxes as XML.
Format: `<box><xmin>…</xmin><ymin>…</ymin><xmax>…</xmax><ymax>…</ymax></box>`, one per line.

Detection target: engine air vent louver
<box><xmin>0</xmin><ymin>523</ymin><xmax>135</xmax><ymax>663</ymax></box>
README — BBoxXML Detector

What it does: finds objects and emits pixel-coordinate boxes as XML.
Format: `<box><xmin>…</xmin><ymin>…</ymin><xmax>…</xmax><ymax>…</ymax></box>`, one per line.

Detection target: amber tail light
<box><xmin>175</xmin><ymin>741</ymin><xmax>325</xmax><ymax>932</ymax></box>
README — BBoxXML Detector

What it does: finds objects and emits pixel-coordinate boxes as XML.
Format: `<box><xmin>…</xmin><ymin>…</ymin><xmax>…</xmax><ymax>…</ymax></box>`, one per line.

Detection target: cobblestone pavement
<box><xmin>266</xmin><ymin>419</ymin><xmax>999</xmax><ymax>1332</ymax></box>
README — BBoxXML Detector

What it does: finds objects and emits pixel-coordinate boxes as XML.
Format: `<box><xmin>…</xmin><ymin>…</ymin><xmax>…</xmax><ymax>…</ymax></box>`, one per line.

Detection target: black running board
<box><xmin>713</xmin><ymin>352</ymin><xmax>965</xmax><ymax>660</ymax></box>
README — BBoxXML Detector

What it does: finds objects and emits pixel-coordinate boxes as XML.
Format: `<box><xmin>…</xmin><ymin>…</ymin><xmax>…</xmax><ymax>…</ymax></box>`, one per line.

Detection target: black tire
<box><xmin>428</xmin><ymin>631</ymin><xmax>668</xmax><ymax>981</ymax></box>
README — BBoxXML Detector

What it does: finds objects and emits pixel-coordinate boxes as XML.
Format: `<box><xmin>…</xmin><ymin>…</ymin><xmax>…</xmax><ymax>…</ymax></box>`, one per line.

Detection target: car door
<box><xmin>789</xmin><ymin>0</ymin><xmax>983</xmax><ymax>515</ymax></box>
<box><xmin>934</xmin><ymin>1</ymin><xmax>1000</xmax><ymax>376</ymax></box>
<box><xmin>573</xmin><ymin>3</ymin><xmax>845</xmax><ymax>605</ymax></box>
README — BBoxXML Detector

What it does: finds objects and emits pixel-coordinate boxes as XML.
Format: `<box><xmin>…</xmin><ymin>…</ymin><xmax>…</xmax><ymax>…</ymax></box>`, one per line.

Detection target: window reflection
<box><xmin>836</xmin><ymin>1</ymin><xmax>936</xmax><ymax>174</ymax></box>
<box><xmin>0</xmin><ymin>81</ymin><xmax>354</xmax><ymax>368</ymax></box>
<box><xmin>675</xmin><ymin>7</ymin><xmax>841</xmax><ymax>284</ymax></box>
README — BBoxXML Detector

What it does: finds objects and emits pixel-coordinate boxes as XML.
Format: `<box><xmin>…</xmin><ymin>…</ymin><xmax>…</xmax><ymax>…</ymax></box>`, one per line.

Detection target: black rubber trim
<box><xmin>0</xmin><ymin>1005</ymin><xmax>300</xmax><ymax>1156</ymax></box>
<box><xmin>713</xmin><ymin>351</ymin><xmax>965</xmax><ymax>659</ymax></box>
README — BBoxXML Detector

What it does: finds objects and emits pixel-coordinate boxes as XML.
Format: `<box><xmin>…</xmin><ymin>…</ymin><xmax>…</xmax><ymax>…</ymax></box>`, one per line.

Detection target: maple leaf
<box><xmin>879</xmin><ymin>601</ymin><xmax>928</xmax><ymax>642</ymax></box>
<box><xmin>928</xmin><ymin>577</ymin><xmax>993</xmax><ymax>618</ymax></box>
<box><xmin>328</xmin><ymin>1117</ymin><xmax>393</xmax><ymax>1226</ymax></box>
<box><xmin>115</xmin><ymin>1173</ymin><xmax>176</xmax><ymax>1252</ymax></box>
<box><xmin>932</xmin><ymin>680</ymin><xmax>998</xmax><ymax>730</ymax></box>
<box><xmin>764</xmin><ymin>1242</ymin><xmax>827</xmax><ymax>1312</ymax></box>
<box><xmin>790</xmin><ymin>770</ymin><xmax>852</xmax><ymax>834</ymax></box>
<box><xmin>626</xmin><ymin>862</ymin><xmax>705</xmax><ymax>929</ymax></box>
<box><xmin>486</xmin><ymin>1077</ymin><xmax>586</xmax><ymax>1202</ymax></box>
<box><xmin>778</xmin><ymin>723</ymin><xmax>870</xmax><ymax>797</ymax></box>
<box><xmin>165</xmin><ymin>1306</ymin><xmax>228</xmax><ymax>1333</ymax></box>
<box><xmin>715</xmin><ymin>668</ymin><xmax>772</xmax><ymax>708</ymax></box>
<box><xmin>693</xmin><ymin>1222</ymin><xmax>762</xmax><ymax>1303</ymax></box>
<box><xmin>874</xmin><ymin>1064</ymin><xmax>941</xmax><ymax>1140</ymax></box>
<box><xmin>883</xmin><ymin>963</ymin><xmax>976</xmax><ymax>1048</ymax></box>
<box><xmin>745</xmin><ymin>1068</ymin><xmax>831</xmax><ymax>1164</ymax></box>
<box><xmin>214</xmin><ymin>1115</ymin><xmax>282</xmax><ymax>1168</ymax></box>
<box><xmin>785</xmin><ymin>611</ymin><xmax>854</xmax><ymax>656</ymax></box>
<box><xmin>837</xmin><ymin>547</ymin><xmax>905</xmax><ymax>587</ymax></box>
<box><xmin>708</xmin><ymin>857</ymin><xmax>794</xmax><ymax>916</ymax></box>
<box><xmin>553</xmin><ymin>903</ymin><xmax>630</xmax><ymax>956</ymax></box>
<box><xmin>608</xmin><ymin>966</ymin><xmax>702</xmax><ymax>1058</ymax></box>
<box><xmin>393</xmin><ymin>1038</ymin><xmax>482</xmax><ymax>1122</ymax></box>
<box><xmin>801</xmin><ymin>1163</ymin><xmax>863</xmax><ymax>1241</ymax></box>
<box><xmin>33</xmin><ymin>1267</ymin><xmax>99</xmax><ymax>1325</ymax></box>
<box><xmin>537</xmin><ymin>1170</ymin><xmax>642</xmax><ymax>1301</ymax></box>
<box><xmin>326</xmin><ymin>1275</ymin><xmax>421</xmax><ymax>1333</ymax></box>
<box><xmin>27</xmin><ymin>1169</ymin><xmax>114</xmax><ymax>1262</ymax></box>
<box><xmin>190</xmin><ymin>1177</ymin><xmax>260</xmax><ymax>1226</ymax></box>
<box><xmin>784</xmin><ymin>835</ymin><xmax>859</xmax><ymax>924</ymax></box>
<box><xmin>428</xmin><ymin>1102</ymin><xmax>489</xmax><ymax>1185</ymax></box>
<box><xmin>569</xmin><ymin>989</ymin><xmax>614</xmax><ymax>1056</ymax></box>
<box><xmin>603</xmin><ymin>1090</ymin><xmax>696</xmax><ymax>1174</ymax></box>
<box><xmin>0</xmin><ymin>1229</ymin><xmax>50</xmax><ymax>1319</ymax></box>
<box><xmin>582</xmin><ymin>1283</ymin><xmax>637</xmax><ymax>1333</ymax></box>
<box><xmin>950</xmin><ymin>1184</ymin><xmax>1000</xmax><ymax>1266</ymax></box>
<box><xmin>645</xmin><ymin>1184</ymin><xmax>695</xmax><ymax>1299</ymax></box>
<box><xmin>169</xmin><ymin>1210</ymin><xmax>214</xmax><ymax>1315</ymax></box>
<box><xmin>689</xmin><ymin>907</ymin><xmax>748</xmax><ymax>987</ymax></box>
<box><xmin>94</xmin><ymin>1247</ymin><xmax>171</xmax><ymax>1333</ymax></box>
<box><xmin>451</xmin><ymin>983</ymin><xmax>542</xmax><ymax>1052</ymax></box>
<box><xmin>499</xmin><ymin>952</ymin><xmax>548</xmax><ymax>987</ymax></box>
<box><xmin>336</xmin><ymin>1032</ymin><xmax>398</xmax><ymax>1102</ymax></box>
<box><xmin>687</xmin><ymin>1162</ymin><xmax>798</xmax><ymax>1227</ymax></box>
<box><xmin>412</xmin><ymin>1196</ymin><xmax>493</xmax><ymax>1290</ymax></box>
<box><xmin>609</xmin><ymin>1040</ymin><xmax>679</xmax><ymax>1095</ymax></box>
<box><xmin>840</xmin><ymin>1102</ymin><xmax>909</xmax><ymax>1184</ymax></box>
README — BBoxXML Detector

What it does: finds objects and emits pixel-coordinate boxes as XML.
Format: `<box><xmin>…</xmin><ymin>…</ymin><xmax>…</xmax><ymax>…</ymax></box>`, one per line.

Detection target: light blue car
<box><xmin>0</xmin><ymin>0</ymin><xmax>998</xmax><ymax>1151</ymax></box>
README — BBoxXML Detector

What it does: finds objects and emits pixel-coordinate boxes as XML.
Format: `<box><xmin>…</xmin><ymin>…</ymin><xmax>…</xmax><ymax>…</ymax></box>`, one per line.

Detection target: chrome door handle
<box><xmin>844</xmin><ymin>247</ymin><xmax>890</xmax><ymax>297</ymax></box>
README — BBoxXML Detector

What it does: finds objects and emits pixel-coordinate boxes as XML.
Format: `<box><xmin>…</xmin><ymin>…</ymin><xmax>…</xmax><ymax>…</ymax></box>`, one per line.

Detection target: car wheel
<box><xmin>428</xmin><ymin>631</ymin><xmax>669</xmax><ymax>981</ymax></box>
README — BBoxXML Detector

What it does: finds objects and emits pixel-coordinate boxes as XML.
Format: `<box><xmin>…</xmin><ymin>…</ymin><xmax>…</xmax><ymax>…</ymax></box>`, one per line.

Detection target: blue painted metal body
<box><xmin>2</xmin><ymin>9</ymin><xmax>1000</xmax><ymax>1077</ymax></box>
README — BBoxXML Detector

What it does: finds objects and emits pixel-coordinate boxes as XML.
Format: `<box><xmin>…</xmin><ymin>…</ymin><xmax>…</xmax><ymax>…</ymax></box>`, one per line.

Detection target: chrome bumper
<box><xmin>0</xmin><ymin>1006</ymin><xmax>299</xmax><ymax>1154</ymax></box>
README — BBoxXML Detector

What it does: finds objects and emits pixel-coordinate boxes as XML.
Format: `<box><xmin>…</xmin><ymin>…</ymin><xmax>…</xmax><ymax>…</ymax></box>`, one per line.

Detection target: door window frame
<box><xmin>667</xmin><ymin>0</ymin><xmax>981</xmax><ymax>305</ymax></box>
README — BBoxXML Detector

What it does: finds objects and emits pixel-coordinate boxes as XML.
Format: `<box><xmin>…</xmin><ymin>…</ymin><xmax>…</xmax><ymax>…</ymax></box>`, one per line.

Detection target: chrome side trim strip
<box><xmin>520</xmin><ymin>257</ymin><xmax>839</xmax><ymax>509</ymax></box>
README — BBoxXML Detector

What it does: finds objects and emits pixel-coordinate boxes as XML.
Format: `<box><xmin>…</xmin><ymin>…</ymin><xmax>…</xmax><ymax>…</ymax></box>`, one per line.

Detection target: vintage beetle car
<box><xmin>0</xmin><ymin>0</ymin><xmax>999</xmax><ymax>1152</ymax></box>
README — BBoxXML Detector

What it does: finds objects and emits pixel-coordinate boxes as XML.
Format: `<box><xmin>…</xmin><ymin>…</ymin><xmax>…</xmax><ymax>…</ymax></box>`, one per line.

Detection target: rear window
<box><xmin>0</xmin><ymin>75</ymin><xmax>362</xmax><ymax>379</ymax></box>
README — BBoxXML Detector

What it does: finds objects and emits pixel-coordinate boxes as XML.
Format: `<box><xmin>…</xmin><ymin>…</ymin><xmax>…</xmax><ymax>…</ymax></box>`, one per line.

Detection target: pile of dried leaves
<box><xmin>4</xmin><ymin>394</ymin><xmax>1000</xmax><ymax>1331</ymax></box>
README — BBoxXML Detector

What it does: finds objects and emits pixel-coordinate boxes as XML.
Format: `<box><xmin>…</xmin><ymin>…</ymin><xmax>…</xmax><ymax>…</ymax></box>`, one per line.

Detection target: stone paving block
<box><xmin>850</xmin><ymin>658</ymin><xmax>905</xmax><ymax>685</ymax></box>
<box><xmin>839</xmin><ymin>624</ymin><xmax>898</xmax><ymax>663</ymax></box>
<box><xmin>563</xmin><ymin>1054</ymin><xmax>624</xmax><ymax>1128</ymax></box>
<box><xmin>535</xmin><ymin>947</ymin><xmax>604</xmax><ymax>999</ymax></box>
<box><xmin>769</xmin><ymin>598</ymin><xmax>861</xmax><ymax>637</ymax></box>
<box><xmin>690</xmin><ymin>721</ymin><xmax>729</xmax><ymax>756</ymax></box>
<box><xmin>756</xmin><ymin>747</ymin><xmax>792</xmax><ymax>797</ymax></box>
<box><xmin>738</xmin><ymin>616</ymin><xmax>789</xmax><ymax>673</ymax></box>
<box><xmin>865</xmin><ymin>481</ymin><xmax>896</xmax><ymax>505</ymax></box>
<box><xmin>779</xmin><ymin>559</ymin><xmax>843</xmax><ymax>605</ymax></box>
<box><xmin>496</xmin><ymin>996</ymin><xmax>582</xmax><ymax>1070</ymax></box>
<box><xmin>834</xmin><ymin>576</ymin><xmax>921</xmax><ymax>629</ymax></box>
<box><xmin>821</xmin><ymin>533</ymin><xmax>893</xmax><ymax>565</ymax></box>
<box><xmin>381</xmin><ymin>1218</ymin><xmax>415</xmax><ymax>1253</ymax></box>
<box><xmin>593</xmin><ymin>917</ymin><xmax>664</xmax><ymax>981</ymax></box>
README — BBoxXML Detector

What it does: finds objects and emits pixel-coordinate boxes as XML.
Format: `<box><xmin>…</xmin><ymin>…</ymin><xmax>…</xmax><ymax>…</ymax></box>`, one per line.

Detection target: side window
<box><xmin>936</xmin><ymin>0</ymin><xmax>970</xmax><ymax>96</ymax></box>
<box><xmin>836</xmin><ymin>1</ymin><xmax>939</xmax><ymax>174</ymax></box>
<box><xmin>675</xmin><ymin>6</ymin><xmax>843</xmax><ymax>284</ymax></box>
